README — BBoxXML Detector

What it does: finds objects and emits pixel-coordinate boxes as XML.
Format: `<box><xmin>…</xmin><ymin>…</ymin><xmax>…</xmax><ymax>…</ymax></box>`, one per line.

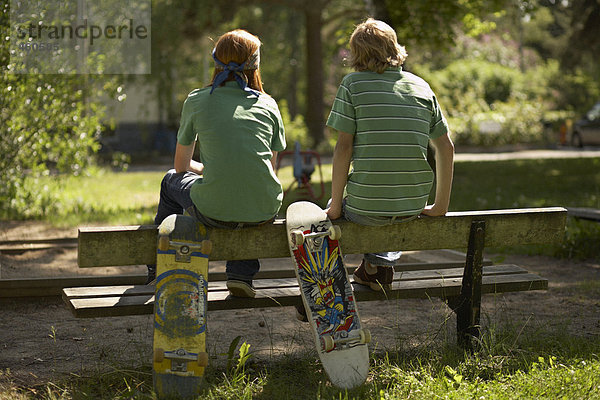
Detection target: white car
<box><xmin>572</xmin><ymin>102</ymin><xmax>600</xmax><ymax>147</ymax></box>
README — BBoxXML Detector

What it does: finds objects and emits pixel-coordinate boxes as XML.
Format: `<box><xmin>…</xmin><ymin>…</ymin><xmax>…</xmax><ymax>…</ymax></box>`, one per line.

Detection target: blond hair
<box><xmin>210</xmin><ymin>29</ymin><xmax>265</xmax><ymax>93</ymax></box>
<box><xmin>348</xmin><ymin>18</ymin><xmax>407</xmax><ymax>74</ymax></box>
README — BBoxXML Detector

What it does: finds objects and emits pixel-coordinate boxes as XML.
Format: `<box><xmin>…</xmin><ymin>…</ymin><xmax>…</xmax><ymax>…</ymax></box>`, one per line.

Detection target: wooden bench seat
<box><xmin>62</xmin><ymin>263</ymin><xmax>546</xmax><ymax>318</ymax></box>
<box><xmin>62</xmin><ymin>207</ymin><xmax>567</xmax><ymax>348</ymax></box>
<box><xmin>75</xmin><ymin>208</ymin><xmax>567</xmax><ymax>266</ymax></box>
<box><xmin>567</xmin><ymin>207</ymin><xmax>600</xmax><ymax>222</ymax></box>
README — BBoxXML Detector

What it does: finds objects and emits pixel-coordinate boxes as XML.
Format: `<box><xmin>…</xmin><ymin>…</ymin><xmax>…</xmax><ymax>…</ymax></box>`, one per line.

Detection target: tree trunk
<box><xmin>286</xmin><ymin>11</ymin><xmax>301</xmax><ymax>119</ymax></box>
<box><xmin>304</xmin><ymin>3</ymin><xmax>325</xmax><ymax>146</ymax></box>
<box><xmin>364</xmin><ymin>0</ymin><xmax>392</xmax><ymax>25</ymax></box>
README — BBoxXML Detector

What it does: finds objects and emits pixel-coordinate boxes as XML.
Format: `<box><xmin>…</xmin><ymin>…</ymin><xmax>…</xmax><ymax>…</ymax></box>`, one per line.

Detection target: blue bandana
<box><xmin>210</xmin><ymin>48</ymin><xmax>261</xmax><ymax>97</ymax></box>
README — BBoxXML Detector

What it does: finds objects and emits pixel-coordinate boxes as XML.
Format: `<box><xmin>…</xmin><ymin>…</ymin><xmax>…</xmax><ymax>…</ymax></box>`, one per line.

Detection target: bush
<box><xmin>448</xmin><ymin>100</ymin><xmax>546</xmax><ymax>146</ymax></box>
<box><xmin>423</xmin><ymin>59</ymin><xmax>522</xmax><ymax>113</ymax></box>
<box><xmin>0</xmin><ymin>2</ymin><xmax>120</xmax><ymax>219</ymax></box>
<box><xmin>544</xmin><ymin>61</ymin><xmax>600</xmax><ymax>112</ymax></box>
<box><xmin>417</xmin><ymin>58</ymin><xmax>593</xmax><ymax>147</ymax></box>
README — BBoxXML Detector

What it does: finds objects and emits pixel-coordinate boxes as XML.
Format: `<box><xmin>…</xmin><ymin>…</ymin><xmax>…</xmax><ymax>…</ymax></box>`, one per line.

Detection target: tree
<box><xmin>146</xmin><ymin>0</ymin><xmax>372</xmax><ymax>148</ymax></box>
<box><xmin>291</xmin><ymin>0</ymin><xmax>366</xmax><ymax>146</ymax></box>
<box><xmin>304</xmin><ymin>0</ymin><xmax>328</xmax><ymax>146</ymax></box>
<box><xmin>561</xmin><ymin>0</ymin><xmax>600</xmax><ymax>70</ymax></box>
<box><xmin>381</xmin><ymin>0</ymin><xmax>511</xmax><ymax>68</ymax></box>
<box><xmin>0</xmin><ymin>0</ymin><xmax>117</xmax><ymax>218</ymax></box>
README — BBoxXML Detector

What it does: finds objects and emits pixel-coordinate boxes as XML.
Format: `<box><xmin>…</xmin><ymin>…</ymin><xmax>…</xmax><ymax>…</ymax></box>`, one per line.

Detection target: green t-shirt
<box><xmin>177</xmin><ymin>82</ymin><xmax>286</xmax><ymax>222</ymax></box>
<box><xmin>326</xmin><ymin>68</ymin><xmax>449</xmax><ymax>217</ymax></box>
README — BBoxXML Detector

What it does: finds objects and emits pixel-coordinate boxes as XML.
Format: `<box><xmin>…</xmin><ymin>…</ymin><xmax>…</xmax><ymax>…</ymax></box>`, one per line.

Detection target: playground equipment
<box><xmin>275</xmin><ymin>142</ymin><xmax>325</xmax><ymax>203</ymax></box>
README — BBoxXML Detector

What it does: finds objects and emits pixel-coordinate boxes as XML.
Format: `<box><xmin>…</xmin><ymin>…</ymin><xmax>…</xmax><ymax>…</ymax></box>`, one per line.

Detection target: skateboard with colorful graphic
<box><xmin>286</xmin><ymin>201</ymin><xmax>370</xmax><ymax>389</ymax></box>
<box><xmin>153</xmin><ymin>214</ymin><xmax>212</xmax><ymax>399</ymax></box>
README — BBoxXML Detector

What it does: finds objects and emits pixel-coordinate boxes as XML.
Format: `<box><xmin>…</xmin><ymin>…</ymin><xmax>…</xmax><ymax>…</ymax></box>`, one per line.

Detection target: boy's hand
<box><xmin>421</xmin><ymin>204</ymin><xmax>447</xmax><ymax>217</ymax></box>
<box><xmin>326</xmin><ymin>205</ymin><xmax>342</xmax><ymax>220</ymax></box>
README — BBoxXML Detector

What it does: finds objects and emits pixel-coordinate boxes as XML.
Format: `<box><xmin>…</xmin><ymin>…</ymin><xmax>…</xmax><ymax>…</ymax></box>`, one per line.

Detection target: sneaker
<box><xmin>227</xmin><ymin>280</ymin><xmax>256</xmax><ymax>298</ymax></box>
<box><xmin>352</xmin><ymin>260</ymin><xmax>394</xmax><ymax>291</ymax></box>
<box><xmin>295</xmin><ymin>304</ymin><xmax>308</xmax><ymax>322</ymax></box>
<box><xmin>146</xmin><ymin>266</ymin><xmax>156</xmax><ymax>285</ymax></box>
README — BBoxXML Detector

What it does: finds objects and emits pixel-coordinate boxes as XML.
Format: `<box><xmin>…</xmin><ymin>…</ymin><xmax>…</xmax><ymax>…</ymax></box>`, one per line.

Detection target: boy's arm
<box><xmin>271</xmin><ymin>151</ymin><xmax>278</xmax><ymax>170</ymax></box>
<box><xmin>422</xmin><ymin>132</ymin><xmax>454</xmax><ymax>216</ymax></box>
<box><xmin>174</xmin><ymin>142</ymin><xmax>204</xmax><ymax>175</ymax></box>
<box><xmin>326</xmin><ymin>131</ymin><xmax>354</xmax><ymax>220</ymax></box>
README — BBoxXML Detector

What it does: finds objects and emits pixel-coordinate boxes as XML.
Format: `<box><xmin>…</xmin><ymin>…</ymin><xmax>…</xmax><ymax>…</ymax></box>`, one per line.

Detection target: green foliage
<box><xmin>203</xmin><ymin>338</ymin><xmax>262</xmax><ymax>400</ymax></box>
<box><xmin>546</xmin><ymin>65</ymin><xmax>600</xmax><ymax>112</ymax></box>
<box><xmin>446</xmin><ymin>101</ymin><xmax>547</xmax><ymax>146</ymax></box>
<box><xmin>424</xmin><ymin>59</ymin><xmax>521</xmax><ymax>110</ymax></box>
<box><xmin>558</xmin><ymin>219</ymin><xmax>600</xmax><ymax>261</ymax></box>
<box><xmin>0</xmin><ymin>71</ymin><xmax>105</xmax><ymax>217</ymax></box>
<box><xmin>0</xmin><ymin>1</ymin><xmax>127</xmax><ymax>219</ymax></box>
<box><xmin>224</xmin><ymin>335</ymin><xmax>253</xmax><ymax>378</ymax></box>
<box><xmin>233</xmin><ymin>341</ymin><xmax>253</xmax><ymax>377</ymax></box>
<box><xmin>279</xmin><ymin>100</ymin><xmax>312</xmax><ymax>150</ymax></box>
<box><xmin>418</xmin><ymin>59</ymin><xmax>548</xmax><ymax>146</ymax></box>
<box><xmin>414</xmin><ymin>52</ymin><xmax>600</xmax><ymax>146</ymax></box>
<box><xmin>451</xmin><ymin>157</ymin><xmax>600</xmax><ymax>260</ymax></box>
<box><xmin>2</xmin><ymin>168</ymin><xmax>161</xmax><ymax>225</ymax></box>
<box><xmin>407</xmin><ymin>1</ymin><xmax>600</xmax><ymax>146</ymax></box>
<box><xmin>387</xmin><ymin>0</ymin><xmax>509</xmax><ymax>51</ymax></box>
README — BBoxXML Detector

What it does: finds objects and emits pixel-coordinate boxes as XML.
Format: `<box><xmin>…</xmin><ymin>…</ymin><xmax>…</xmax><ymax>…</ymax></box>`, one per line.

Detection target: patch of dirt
<box><xmin>0</xmin><ymin>221</ymin><xmax>599</xmax><ymax>389</ymax></box>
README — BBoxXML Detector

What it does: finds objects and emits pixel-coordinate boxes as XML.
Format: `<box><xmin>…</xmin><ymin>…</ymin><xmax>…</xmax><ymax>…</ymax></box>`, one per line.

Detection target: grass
<box><xmin>3</xmin><ymin>331</ymin><xmax>600</xmax><ymax>399</ymax></box>
<box><xmin>451</xmin><ymin>157</ymin><xmax>600</xmax><ymax>211</ymax></box>
<box><xmin>21</xmin><ymin>167</ymin><xmax>164</xmax><ymax>226</ymax></box>
<box><xmin>19</xmin><ymin>156</ymin><xmax>600</xmax><ymax>260</ymax></box>
<box><xmin>452</xmin><ymin>157</ymin><xmax>600</xmax><ymax>259</ymax></box>
<box><xmin>24</xmin><ymin>157</ymin><xmax>600</xmax><ymax>226</ymax></box>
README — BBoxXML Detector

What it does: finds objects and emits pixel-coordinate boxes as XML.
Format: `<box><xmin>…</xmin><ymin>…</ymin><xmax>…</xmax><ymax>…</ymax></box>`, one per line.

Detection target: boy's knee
<box><xmin>161</xmin><ymin>169</ymin><xmax>178</xmax><ymax>190</ymax></box>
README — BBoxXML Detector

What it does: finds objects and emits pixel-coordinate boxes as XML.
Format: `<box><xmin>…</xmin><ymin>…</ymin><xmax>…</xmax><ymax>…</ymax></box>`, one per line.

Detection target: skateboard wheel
<box><xmin>291</xmin><ymin>230</ymin><xmax>305</xmax><ymax>246</ymax></box>
<box><xmin>157</xmin><ymin>235</ymin><xmax>170</xmax><ymax>252</ymax></box>
<box><xmin>328</xmin><ymin>225</ymin><xmax>341</xmax><ymax>240</ymax></box>
<box><xmin>359</xmin><ymin>329</ymin><xmax>371</xmax><ymax>344</ymax></box>
<box><xmin>197</xmin><ymin>352</ymin><xmax>209</xmax><ymax>367</ymax></box>
<box><xmin>201</xmin><ymin>240</ymin><xmax>212</xmax><ymax>255</ymax></box>
<box><xmin>153</xmin><ymin>347</ymin><xmax>164</xmax><ymax>363</ymax></box>
<box><xmin>321</xmin><ymin>335</ymin><xmax>335</xmax><ymax>352</ymax></box>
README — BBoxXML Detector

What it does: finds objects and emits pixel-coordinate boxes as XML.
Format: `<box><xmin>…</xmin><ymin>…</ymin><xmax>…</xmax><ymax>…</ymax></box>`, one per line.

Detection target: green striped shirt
<box><xmin>178</xmin><ymin>82</ymin><xmax>286</xmax><ymax>222</ymax></box>
<box><xmin>326</xmin><ymin>68</ymin><xmax>449</xmax><ymax>217</ymax></box>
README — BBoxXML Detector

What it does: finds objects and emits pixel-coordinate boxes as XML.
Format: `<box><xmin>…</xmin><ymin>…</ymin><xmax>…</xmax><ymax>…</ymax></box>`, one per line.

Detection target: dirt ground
<box><xmin>0</xmin><ymin>221</ymin><xmax>599</xmax><ymax>390</ymax></box>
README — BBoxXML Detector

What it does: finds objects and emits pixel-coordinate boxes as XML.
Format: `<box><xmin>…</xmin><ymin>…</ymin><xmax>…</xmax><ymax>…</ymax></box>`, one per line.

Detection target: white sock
<box><xmin>364</xmin><ymin>261</ymin><xmax>378</xmax><ymax>275</ymax></box>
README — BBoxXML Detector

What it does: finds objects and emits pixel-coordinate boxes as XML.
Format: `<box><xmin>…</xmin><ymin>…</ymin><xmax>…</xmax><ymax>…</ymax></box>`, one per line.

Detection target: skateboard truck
<box><xmin>291</xmin><ymin>225</ymin><xmax>341</xmax><ymax>248</ymax></box>
<box><xmin>154</xmin><ymin>347</ymin><xmax>209</xmax><ymax>372</ymax></box>
<box><xmin>320</xmin><ymin>329</ymin><xmax>371</xmax><ymax>352</ymax></box>
<box><xmin>157</xmin><ymin>236</ymin><xmax>212</xmax><ymax>263</ymax></box>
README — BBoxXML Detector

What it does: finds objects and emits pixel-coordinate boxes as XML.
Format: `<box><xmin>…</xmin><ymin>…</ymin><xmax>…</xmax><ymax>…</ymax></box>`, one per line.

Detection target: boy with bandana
<box><xmin>147</xmin><ymin>29</ymin><xmax>286</xmax><ymax>298</ymax></box>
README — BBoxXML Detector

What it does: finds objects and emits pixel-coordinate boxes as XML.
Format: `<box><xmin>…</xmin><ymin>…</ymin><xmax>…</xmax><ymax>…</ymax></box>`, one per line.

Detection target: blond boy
<box><xmin>326</xmin><ymin>19</ymin><xmax>454</xmax><ymax>291</ymax></box>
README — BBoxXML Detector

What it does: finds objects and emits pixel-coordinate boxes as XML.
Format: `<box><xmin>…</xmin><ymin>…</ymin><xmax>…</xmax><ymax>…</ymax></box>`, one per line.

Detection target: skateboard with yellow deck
<box><xmin>153</xmin><ymin>214</ymin><xmax>212</xmax><ymax>399</ymax></box>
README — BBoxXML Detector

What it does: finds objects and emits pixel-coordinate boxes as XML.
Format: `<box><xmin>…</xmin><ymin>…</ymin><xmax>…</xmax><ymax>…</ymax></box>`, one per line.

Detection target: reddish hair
<box><xmin>210</xmin><ymin>29</ymin><xmax>265</xmax><ymax>93</ymax></box>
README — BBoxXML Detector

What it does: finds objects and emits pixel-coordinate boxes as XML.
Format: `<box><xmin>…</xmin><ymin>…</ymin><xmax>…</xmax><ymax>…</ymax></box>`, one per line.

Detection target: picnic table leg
<box><xmin>448</xmin><ymin>220</ymin><xmax>486</xmax><ymax>350</ymax></box>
